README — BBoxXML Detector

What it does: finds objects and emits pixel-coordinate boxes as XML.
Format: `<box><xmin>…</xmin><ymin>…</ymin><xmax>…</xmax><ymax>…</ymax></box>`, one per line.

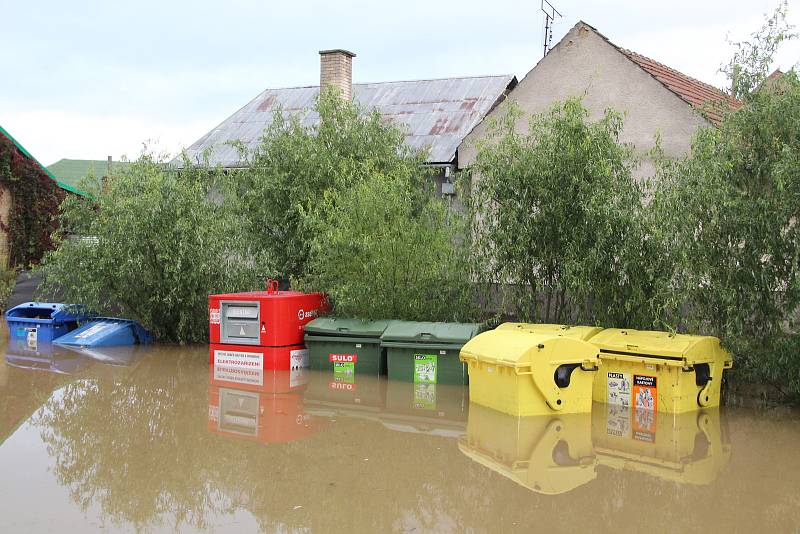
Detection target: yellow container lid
<box><xmin>588</xmin><ymin>328</ymin><xmax>731</xmax><ymax>366</ymax></box>
<box><xmin>460</xmin><ymin>329</ymin><xmax>599</xmax><ymax>369</ymax></box>
<box><xmin>496</xmin><ymin>323</ymin><xmax>604</xmax><ymax>340</ymax></box>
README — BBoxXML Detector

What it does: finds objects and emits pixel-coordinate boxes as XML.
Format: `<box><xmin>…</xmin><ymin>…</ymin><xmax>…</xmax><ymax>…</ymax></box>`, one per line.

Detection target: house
<box><xmin>459</xmin><ymin>22</ymin><xmax>741</xmax><ymax>179</ymax></box>
<box><xmin>0</xmin><ymin>125</ymin><xmax>80</xmax><ymax>269</ymax></box>
<box><xmin>48</xmin><ymin>158</ymin><xmax>130</xmax><ymax>197</ymax></box>
<box><xmin>178</xmin><ymin>50</ymin><xmax>517</xmax><ymax>195</ymax></box>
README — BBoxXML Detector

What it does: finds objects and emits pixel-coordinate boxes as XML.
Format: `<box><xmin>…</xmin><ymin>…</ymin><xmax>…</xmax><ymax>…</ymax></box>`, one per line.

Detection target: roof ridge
<box><xmin>253</xmin><ymin>74</ymin><xmax>515</xmax><ymax>92</ymax></box>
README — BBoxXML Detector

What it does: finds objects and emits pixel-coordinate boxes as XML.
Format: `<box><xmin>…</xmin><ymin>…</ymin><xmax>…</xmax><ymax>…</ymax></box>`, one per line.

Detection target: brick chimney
<box><xmin>319</xmin><ymin>49</ymin><xmax>356</xmax><ymax>100</ymax></box>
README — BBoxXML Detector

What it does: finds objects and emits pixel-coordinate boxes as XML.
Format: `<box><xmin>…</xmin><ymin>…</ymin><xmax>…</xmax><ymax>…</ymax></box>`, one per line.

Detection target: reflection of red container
<box><xmin>208</xmin><ymin>285</ymin><xmax>328</xmax><ymax>347</ymax></box>
<box><xmin>207</xmin><ymin>386</ymin><xmax>320</xmax><ymax>443</ymax></box>
<box><xmin>209</xmin><ymin>343</ymin><xmax>309</xmax><ymax>371</ymax></box>
<box><xmin>209</xmin><ymin>356</ymin><xmax>309</xmax><ymax>394</ymax></box>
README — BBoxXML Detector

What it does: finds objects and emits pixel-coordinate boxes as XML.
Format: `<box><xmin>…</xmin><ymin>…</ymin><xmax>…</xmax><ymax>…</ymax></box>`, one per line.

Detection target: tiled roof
<box><xmin>177</xmin><ymin>75</ymin><xmax>516</xmax><ymax>167</ymax></box>
<box><xmin>621</xmin><ymin>49</ymin><xmax>741</xmax><ymax>125</ymax></box>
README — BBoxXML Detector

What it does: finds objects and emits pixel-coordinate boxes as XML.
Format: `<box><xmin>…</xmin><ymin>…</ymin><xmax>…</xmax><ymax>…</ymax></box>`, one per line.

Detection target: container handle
<box><xmin>266</xmin><ymin>278</ymin><xmax>279</xmax><ymax>294</ymax></box>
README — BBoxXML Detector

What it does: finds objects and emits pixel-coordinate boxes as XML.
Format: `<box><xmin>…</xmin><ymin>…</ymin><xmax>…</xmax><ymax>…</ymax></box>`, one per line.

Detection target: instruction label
<box><xmin>214</xmin><ymin>350</ymin><xmax>264</xmax><ymax>386</ymax></box>
<box><xmin>604</xmin><ymin>404</ymin><xmax>631</xmax><ymax>438</ymax></box>
<box><xmin>290</xmin><ymin>348</ymin><xmax>309</xmax><ymax>370</ymax></box>
<box><xmin>209</xmin><ymin>308</ymin><xmax>220</xmax><ymax>325</ymax></box>
<box><xmin>333</xmin><ymin>361</ymin><xmax>355</xmax><ymax>382</ymax></box>
<box><xmin>633</xmin><ymin>375</ymin><xmax>657</xmax><ymax>411</ymax></box>
<box><xmin>413</xmin><ymin>383</ymin><xmax>437</xmax><ymax>410</ymax></box>
<box><xmin>607</xmin><ymin>372</ymin><xmax>631</xmax><ymax>407</ymax></box>
<box><xmin>414</xmin><ymin>354</ymin><xmax>437</xmax><ymax>384</ymax></box>
<box><xmin>25</xmin><ymin>328</ymin><xmax>38</xmax><ymax>351</ymax></box>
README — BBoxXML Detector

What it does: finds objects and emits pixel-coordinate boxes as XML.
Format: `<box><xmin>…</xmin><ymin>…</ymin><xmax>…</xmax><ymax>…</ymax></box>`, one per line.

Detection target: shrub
<box><xmin>38</xmin><ymin>152</ymin><xmax>267</xmax><ymax>343</ymax></box>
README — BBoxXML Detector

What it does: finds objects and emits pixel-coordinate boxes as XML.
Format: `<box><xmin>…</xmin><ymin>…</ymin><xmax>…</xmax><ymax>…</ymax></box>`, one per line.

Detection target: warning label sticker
<box><xmin>633</xmin><ymin>375</ymin><xmax>657</xmax><ymax>411</ymax></box>
<box><xmin>633</xmin><ymin>408</ymin><xmax>657</xmax><ymax>442</ymax></box>
<box><xmin>290</xmin><ymin>348</ymin><xmax>309</xmax><ymax>370</ymax></box>
<box><xmin>26</xmin><ymin>328</ymin><xmax>38</xmax><ymax>351</ymax></box>
<box><xmin>414</xmin><ymin>354</ymin><xmax>437</xmax><ymax>384</ymax></box>
<box><xmin>607</xmin><ymin>372</ymin><xmax>631</xmax><ymax>407</ymax></box>
<box><xmin>209</xmin><ymin>308</ymin><xmax>220</xmax><ymax>325</ymax></box>
<box><xmin>290</xmin><ymin>368</ymin><xmax>308</xmax><ymax>389</ymax></box>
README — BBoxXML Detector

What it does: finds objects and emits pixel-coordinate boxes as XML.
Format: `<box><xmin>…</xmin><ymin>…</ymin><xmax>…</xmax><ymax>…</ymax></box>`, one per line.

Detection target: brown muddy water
<box><xmin>1</xmin><ymin>332</ymin><xmax>799</xmax><ymax>533</ymax></box>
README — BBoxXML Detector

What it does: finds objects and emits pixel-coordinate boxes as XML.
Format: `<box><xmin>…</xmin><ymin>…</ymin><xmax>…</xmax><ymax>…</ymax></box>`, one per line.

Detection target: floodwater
<box><xmin>1</xmin><ymin>333</ymin><xmax>799</xmax><ymax>533</ymax></box>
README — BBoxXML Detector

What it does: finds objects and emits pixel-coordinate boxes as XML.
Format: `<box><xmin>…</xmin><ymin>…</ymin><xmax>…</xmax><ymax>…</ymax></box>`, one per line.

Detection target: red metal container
<box><xmin>209</xmin><ymin>281</ymin><xmax>328</xmax><ymax>347</ymax></box>
<box><xmin>209</xmin><ymin>343</ymin><xmax>309</xmax><ymax>372</ymax></box>
<box><xmin>207</xmin><ymin>387</ymin><xmax>319</xmax><ymax>443</ymax></box>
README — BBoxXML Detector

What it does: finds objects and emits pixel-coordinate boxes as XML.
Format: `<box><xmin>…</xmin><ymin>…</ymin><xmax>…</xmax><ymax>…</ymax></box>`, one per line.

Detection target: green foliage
<box><xmin>305</xmin><ymin>169</ymin><xmax>474</xmax><ymax>321</ymax></box>
<box><xmin>653</xmin><ymin>72</ymin><xmax>800</xmax><ymax>397</ymax></box>
<box><xmin>38</xmin><ymin>152</ymin><xmax>267</xmax><ymax>343</ymax></box>
<box><xmin>466</xmin><ymin>98</ymin><xmax>647</xmax><ymax>326</ymax></box>
<box><xmin>721</xmin><ymin>1</ymin><xmax>797</xmax><ymax>100</ymax></box>
<box><xmin>0</xmin><ymin>132</ymin><xmax>65</xmax><ymax>267</ymax></box>
<box><xmin>237</xmin><ymin>89</ymin><xmax>474</xmax><ymax>320</ymax></box>
<box><xmin>234</xmin><ymin>88</ymin><xmax>423</xmax><ymax>281</ymax></box>
<box><xmin>0</xmin><ymin>266</ymin><xmax>16</xmax><ymax>311</ymax></box>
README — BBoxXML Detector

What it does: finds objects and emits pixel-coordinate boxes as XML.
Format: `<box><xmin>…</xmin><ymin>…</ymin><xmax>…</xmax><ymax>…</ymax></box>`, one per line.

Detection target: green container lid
<box><xmin>380</xmin><ymin>321</ymin><xmax>479</xmax><ymax>345</ymax></box>
<box><xmin>304</xmin><ymin>318</ymin><xmax>392</xmax><ymax>338</ymax></box>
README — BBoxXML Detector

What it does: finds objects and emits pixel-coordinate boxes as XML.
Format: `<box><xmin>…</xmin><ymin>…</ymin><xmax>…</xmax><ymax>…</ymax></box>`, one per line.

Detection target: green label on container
<box><xmin>333</xmin><ymin>361</ymin><xmax>355</xmax><ymax>383</ymax></box>
<box><xmin>414</xmin><ymin>354</ymin><xmax>437</xmax><ymax>384</ymax></box>
<box><xmin>413</xmin><ymin>383</ymin><xmax>437</xmax><ymax>410</ymax></box>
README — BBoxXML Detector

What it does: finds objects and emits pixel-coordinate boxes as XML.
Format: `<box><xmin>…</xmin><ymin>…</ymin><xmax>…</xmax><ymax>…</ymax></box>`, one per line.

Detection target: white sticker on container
<box><xmin>209</xmin><ymin>308</ymin><xmax>220</xmax><ymax>325</ymax></box>
<box><xmin>607</xmin><ymin>372</ymin><xmax>631</xmax><ymax>407</ymax></box>
<box><xmin>355</xmin><ymin>343</ymin><xmax>362</xmax><ymax>348</ymax></box>
<box><xmin>291</xmin><ymin>367</ymin><xmax>309</xmax><ymax>388</ymax></box>
<box><xmin>26</xmin><ymin>328</ymin><xmax>37</xmax><ymax>351</ymax></box>
<box><xmin>213</xmin><ymin>364</ymin><xmax>263</xmax><ymax>386</ymax></box>
<box><xmin>214</xmin><ymin>350</ymin><xmax>263</xmax><ymax>372</ymax></box>
<box><xmin>290</xmin><ymin>348</ymin><xmax>310</xmax><ymax>370</ymax></box>
<box><xmin>439</xmin><ymin>350</ymin><xmax>447</xmax><ymax>355</ymax></box>
<box><xmin>75</xmin><ymin>322</ymin><xmax>112</xmax><ymax>339</ymax></box>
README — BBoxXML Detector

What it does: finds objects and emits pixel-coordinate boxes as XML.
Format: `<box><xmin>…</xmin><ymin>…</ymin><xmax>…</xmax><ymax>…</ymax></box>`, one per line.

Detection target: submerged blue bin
<box><xmin>54</xmin><ymin>318</ymin><xmax>152</xmax><ymax>348</ymax></box>
<box><xmin>6</xmin><ymin>302</ymin><xmax>88</xmax><ymax>345</ymax></box>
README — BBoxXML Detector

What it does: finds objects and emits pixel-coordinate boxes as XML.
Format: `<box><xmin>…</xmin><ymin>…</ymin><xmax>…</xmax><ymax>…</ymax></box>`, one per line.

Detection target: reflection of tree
<box><xmin>33</xmin><ymin>350</ymin><xmax>235</xmax><ymax>531</ymax></box>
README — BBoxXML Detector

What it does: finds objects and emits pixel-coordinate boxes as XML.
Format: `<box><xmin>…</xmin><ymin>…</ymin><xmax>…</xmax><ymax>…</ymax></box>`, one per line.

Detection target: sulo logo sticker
<box><xmin>329</xmin><ymin>353</ymin><xmax>358</xmax><ymax>363</ymax></box>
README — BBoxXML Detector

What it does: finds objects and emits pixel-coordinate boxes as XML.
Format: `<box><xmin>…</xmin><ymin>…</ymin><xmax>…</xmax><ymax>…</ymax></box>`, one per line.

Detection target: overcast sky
<box><xmin>2</xmin><ymin>0</ymin><xmax>799</xmax><ymax>165</ymax></box>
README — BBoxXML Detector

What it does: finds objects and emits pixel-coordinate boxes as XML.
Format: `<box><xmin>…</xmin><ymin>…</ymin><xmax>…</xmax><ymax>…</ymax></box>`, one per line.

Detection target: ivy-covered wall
<box><xmin>0</xmin><ymin>132</ymin><xmax>65</xmax><ymax>267</ymax></box>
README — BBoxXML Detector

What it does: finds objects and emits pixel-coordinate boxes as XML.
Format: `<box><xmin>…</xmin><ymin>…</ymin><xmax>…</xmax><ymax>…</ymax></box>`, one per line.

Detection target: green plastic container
<box><xmin>380</xmin><ymin>321</ymin><xmax>479</xmax><ymax>385</ymax></box>
<box><xmin>304</xmin><ymin>318</ymin><xmax>391</xmax><ymax>378</ymax></box>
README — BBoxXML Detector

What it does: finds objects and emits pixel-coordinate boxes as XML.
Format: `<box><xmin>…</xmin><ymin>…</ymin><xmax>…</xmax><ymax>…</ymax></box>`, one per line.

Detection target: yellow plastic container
<box><xmin>589</xmin><ymin>329</ymin><xmax>733</xmax><ymax>413</ymax></box>
<box><xmin>458</xmin><ymin>403</ymin><xmax>595</xmax><ymax>495</ymax></box>
<box><xmin>592</xmin><ymin>404</ymin><xmax>730</xmax><ymax>485</ymax></box>
<box><xmin>496</xmin><ymin>323</ymin><xmax>604</xmax><ymax>340</ymax></box>
<box><xmin>460</xmin><ymin>329</ymin><xmax>600</xmax><ymax>416</ymax></box>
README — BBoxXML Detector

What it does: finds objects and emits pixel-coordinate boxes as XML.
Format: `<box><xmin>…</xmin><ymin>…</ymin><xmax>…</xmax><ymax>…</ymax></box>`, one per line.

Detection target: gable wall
<box><xmin>459</xmin><ymin>24</ymin><xmax>710</xmax><ymax>180</ymax></box>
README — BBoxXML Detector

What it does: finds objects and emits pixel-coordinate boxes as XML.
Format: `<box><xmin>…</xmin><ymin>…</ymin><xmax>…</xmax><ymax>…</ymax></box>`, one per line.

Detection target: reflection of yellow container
<box><xmin>589</xmin><ymin>329</ymin><xmax>732</xmax><ymax>413</ymax></box>
<box><xmin>592</xmin><ymin>404</ymin><xmax>730</xmax><ymax>485</ymax></box>
<box><xmin>460</xmin><ymin>329</ymin><xmax>600</xmax><ymax>416</ymax></box>
<box><xmin>496</xmin><ymin>323</ymin><xmax>604</xmax><ymax>340</ymax></box>
<box><xmin>458</xmin><ymin>403</ymin><xmax>596</xmax><ymax>495</ymax></box>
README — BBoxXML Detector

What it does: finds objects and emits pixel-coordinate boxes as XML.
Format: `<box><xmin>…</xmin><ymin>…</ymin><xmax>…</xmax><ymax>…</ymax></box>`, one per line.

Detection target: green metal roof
<box><xmin>47</xmin><ymin>159</ymin><xmax>129</xmax><ymax>196</ymax></box>
<box><xmin>0</xmin><ymin>124</ymin><xmax>87</xmax><ymax>197</ymax></box>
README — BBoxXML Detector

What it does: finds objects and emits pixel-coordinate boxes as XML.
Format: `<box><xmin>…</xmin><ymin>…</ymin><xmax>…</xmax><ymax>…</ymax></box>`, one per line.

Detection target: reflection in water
<box><xmin>0</xmin><ymin>337</ymin><xmax>799</xmax><ymax>532</ymax></box>
<box><xmin>459</xmin><ymin>404</ymin><xmax>596</xmax><ymax>495</ymax></box>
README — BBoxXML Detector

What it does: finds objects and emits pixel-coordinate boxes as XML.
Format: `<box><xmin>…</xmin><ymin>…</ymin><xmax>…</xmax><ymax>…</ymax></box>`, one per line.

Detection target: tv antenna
<box><xmin>541</xmin><ymin>0</ymin><xmax>562</xmax><ymax>57</ymax></box>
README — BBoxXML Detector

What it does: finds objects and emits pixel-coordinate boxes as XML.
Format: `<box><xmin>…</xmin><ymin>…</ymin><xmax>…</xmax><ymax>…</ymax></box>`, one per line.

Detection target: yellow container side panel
<box><xmin>461</xmin><ymin>331</ymin><xmax>600</xmax><ymax>416</ymax></box>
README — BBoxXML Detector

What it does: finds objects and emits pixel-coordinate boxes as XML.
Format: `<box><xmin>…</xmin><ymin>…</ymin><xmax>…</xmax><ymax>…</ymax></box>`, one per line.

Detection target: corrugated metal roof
<box><xmin>178</xmin><ymin>75</ymin><xmax>516</xmax><ymax>167</ymax></box>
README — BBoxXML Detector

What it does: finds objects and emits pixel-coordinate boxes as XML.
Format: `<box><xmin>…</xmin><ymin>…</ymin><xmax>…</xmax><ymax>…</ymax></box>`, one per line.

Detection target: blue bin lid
<box><xmin>54</xmin><ymin>318</ymin><xmax>152</xmax><ymax>347</ymax></box>
<box><xmin>5</xmin><ymin>302</ymin><xmax>89</xmax><ymax>323</ymax></box>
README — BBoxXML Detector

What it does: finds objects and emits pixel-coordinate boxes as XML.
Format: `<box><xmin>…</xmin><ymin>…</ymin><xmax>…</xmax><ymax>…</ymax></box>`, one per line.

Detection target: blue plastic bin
<box><xmin>5</xmin><ymin>302</ymin><xmax>88</xmax><ymax>345</ymax></box>
<box><xmin>54</xmin><ymin>318</ymin><xmax>152</xmax><ymax>348</ymax></box>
